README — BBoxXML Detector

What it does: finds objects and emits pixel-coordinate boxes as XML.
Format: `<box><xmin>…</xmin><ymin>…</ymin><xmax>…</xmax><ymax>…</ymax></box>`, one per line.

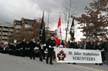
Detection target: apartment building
<box><xmin>13</xmin><ymin>18</ymin><xmax>41</xmax><ymax>42</ymax></box>
<box><xmin>0</xmin><ymin>23</ymin><xmax>14</xmax><ymax>42</ymax></box>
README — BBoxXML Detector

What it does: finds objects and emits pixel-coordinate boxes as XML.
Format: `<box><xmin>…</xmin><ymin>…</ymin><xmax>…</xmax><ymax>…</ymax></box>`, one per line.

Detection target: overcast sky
<box><xmin>0</xmin><ymin>0</ymin><xmax>91</xmax><ymax>40</ymax></box>
<box><xmin>0</xmin><ymin>0</ymin><xmax>91</xmax><ymax>23</ymax></box>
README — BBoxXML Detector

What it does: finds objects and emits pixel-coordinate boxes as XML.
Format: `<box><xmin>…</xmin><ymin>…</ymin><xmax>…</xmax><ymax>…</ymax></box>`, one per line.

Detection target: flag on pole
<box><xmin>70</xmin><ymin>18</ymin><xmax>75</xmax><ymax>40</ymax></box>
<box><xmin>55</xmin><ymin>17</ymin><xmax>62</xmax><ymax>46</ymax></box>
<box><xmin>39</xmin><ymin>12</ymin><xmax>46</xmax><ymax>44</ymax></box>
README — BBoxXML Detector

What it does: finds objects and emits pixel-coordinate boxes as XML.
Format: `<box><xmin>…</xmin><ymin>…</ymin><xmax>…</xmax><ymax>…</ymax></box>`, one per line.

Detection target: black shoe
<box><xmin>73</xmin><ymin>63</ymin><xmax>76</xmax><ymax>64</ymax></box>
<box><xmin>50</xmin><ymin>63</ymin><xmax>53</xmax><ymax>65</ymax></box>
<box><xmin>46</xmin><ymin>61</ymin><xmax>48</xmax><ymax>64</ymax></box>
<box><xmin>40</xmin><ymin>59</ymin><xmax>43</xmax><ymax>62</ymax></box>
<box><xmin>30</xmin><ymin>57</ymin><xmax>32</xmax><ymax>59</ymax></box>
<box><xmin>33</xmin><ymin>58</ymin><xmax>35</xmax><ymax>60</ymax></box>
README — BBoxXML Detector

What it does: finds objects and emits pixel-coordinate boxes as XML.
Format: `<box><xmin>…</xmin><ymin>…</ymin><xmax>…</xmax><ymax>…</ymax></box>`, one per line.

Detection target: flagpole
<box><xmin>70</xmin><ymin>16</ymin><xmax>75</xmax><ymax>41</ymax></box>
<box><xmin>65</xmin><ymin>0</ymin><xmax>72</xmax><ymax>41</ymax></box>
<box><xmin>39</xmin><ymin>11</ymin><xmax>46</xmax><ymax>45</ymax></box>
<box><xmin>59</xmin><ymin>12</ymin><xmax>62</xmax><ymax>41</ymax></box>
<box><xmin>55</xmin><ymin>16</ymin><xmax>62</xmax><ymax>46</ymax></box>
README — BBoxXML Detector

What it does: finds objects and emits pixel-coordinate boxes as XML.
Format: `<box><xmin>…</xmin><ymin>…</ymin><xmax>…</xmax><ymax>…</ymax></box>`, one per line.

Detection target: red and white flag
<box><xmin>55</xmin><ymin>17</ymin><xmax>62</xmax><ymax>46</ymax></box>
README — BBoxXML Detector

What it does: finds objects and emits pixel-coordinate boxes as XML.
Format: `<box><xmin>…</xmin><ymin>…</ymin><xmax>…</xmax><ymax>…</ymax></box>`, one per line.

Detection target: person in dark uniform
<box><xmin>46</xmin><ymin>35</ymin><xmax>56</xmax><ymax>65</ymax></box>
<box><xmin>16</xmin><ymin>42</ymin><xmax>21</xmax><ymax>56</ymax></box>
<box><xmin>100</xmin><ymin>39</ymin><xmax>108</xmax><ymax>63</ymax></box>
<box><xmin>68</xmin><ymin>38</ymin><xmax>78</xmax><ymax>49</ymax></box>
<box><xmin>29</xmin><ymin>40</ymin><xmax>36</xmax><ymax>60</ymax></box>
<box><xmin>39</xmin><ymin>44</ymin><xmax>46</xmax><ymax>62</ymax></box>
<box><xmin>35</xmin><ymin>40</ymin><xmax>43</xmax><ymax>61</ymax></box>
<box><xmin>20</xmin><ymin>40</ymin><xmax>27</xmax><ymax>57</ymax></box>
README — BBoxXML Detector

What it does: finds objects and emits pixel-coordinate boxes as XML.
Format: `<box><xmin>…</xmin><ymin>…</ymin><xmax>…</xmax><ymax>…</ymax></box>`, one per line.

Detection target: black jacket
<box><xmin>46</xmin><ymin>39</ymin><xmax>56</xmax><ymax>48</ymax></box>
<box><xmin>46</xmin><ymin>39</ymin><xmax>56</xmax><ymax>52</ymax></box>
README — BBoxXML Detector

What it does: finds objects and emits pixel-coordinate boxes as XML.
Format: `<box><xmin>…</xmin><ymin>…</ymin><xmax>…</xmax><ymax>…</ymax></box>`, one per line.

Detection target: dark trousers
<box><xmin>46</xmin><ymin>53</ymin><xmax>53</xmax><ymax>64</ymax></box>
<box><xmin>46</xmin><ymin>48</ymin><xmax>54</xmax><ymax>64</ymax></box>
<box><xmin>30</xmin><ymin>50</ymin><xmax>35</xmax><ymax>60</ymax></box>
<box><xmin>105</xmin><ymin>52</ymin><xmax>108</xmax><ymax>64</ymax></box>
<box><xmin>20</xmin><ymin>50</ymin><xmax>26</xmax><ymax>57</ymax></box>
<box><xmin>39</xmin><ymin>49</ymin><xmax>44</xmax><ymax>61</ymax></box>
<box><xmin>101</xmin><ymin>51</ymin><xmax>105</xmax><ymax>62</ymax></box>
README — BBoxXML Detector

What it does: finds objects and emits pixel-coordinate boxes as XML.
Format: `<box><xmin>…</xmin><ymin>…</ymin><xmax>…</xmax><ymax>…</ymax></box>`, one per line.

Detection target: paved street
<box><xmin>0</xmin><ymin>53</ymin><xmax>108</xmax><ymax>71</ymax></box>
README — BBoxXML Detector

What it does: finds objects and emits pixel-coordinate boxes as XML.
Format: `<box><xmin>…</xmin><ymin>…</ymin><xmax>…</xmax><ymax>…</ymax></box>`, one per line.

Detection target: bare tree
<box><xmin>62</xmin><ymin>0</ymin><xmax>76</xmax><ymax>41</ymax></box>
<box><xmin>76</xmin><ymin>0</ymin><xmax>108</xmax><ymax>40</ymax></box>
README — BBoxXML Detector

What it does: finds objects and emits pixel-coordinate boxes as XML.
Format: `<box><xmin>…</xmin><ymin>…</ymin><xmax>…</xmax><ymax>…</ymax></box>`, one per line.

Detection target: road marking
<box><xmin>68</xmin><ymin>64</ymin><xmax>106</xmax><ymax>71</ymax></box>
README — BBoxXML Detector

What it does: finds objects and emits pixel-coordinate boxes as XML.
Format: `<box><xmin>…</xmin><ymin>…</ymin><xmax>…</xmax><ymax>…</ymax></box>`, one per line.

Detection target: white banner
<box><xmin>54</xmin><ymin>48</ymin><xmax>102</xmax><ymax>63</ymax></box>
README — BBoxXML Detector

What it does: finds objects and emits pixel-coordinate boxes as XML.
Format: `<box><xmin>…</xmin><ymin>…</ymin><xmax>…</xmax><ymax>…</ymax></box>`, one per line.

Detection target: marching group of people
<box><xmin>0</xmin><ymin>35</ymin><xmax>56</xmax><ymax>65</ymax></box>
<box><xmin>0</xmin><ymin>35</ymin><xmax>108</xmax><ymax>65</ymax></box>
